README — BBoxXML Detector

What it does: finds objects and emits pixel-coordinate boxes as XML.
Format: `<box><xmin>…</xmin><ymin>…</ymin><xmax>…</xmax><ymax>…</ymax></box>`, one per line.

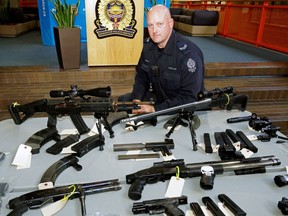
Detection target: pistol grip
<box><xmin>164</xmin><ymin>203</ymin><xmax>185</xmax><ymax>216</ymax></box>
<box><xmin>7</xmin><ymin>205</ymin><xmax>28</xmax><ymax>216</ymax></box>
<box><xmin>128</xmin><ymin>179</ymin><xmax>147</xmax><ymax>200</ymax></box>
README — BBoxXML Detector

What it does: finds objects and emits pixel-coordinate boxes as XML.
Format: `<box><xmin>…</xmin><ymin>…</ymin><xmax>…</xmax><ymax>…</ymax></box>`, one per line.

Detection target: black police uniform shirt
<box><xmin>131</xmin><ymin>30</ymin><xmax>205</xmax><ymax>111</ymax></box>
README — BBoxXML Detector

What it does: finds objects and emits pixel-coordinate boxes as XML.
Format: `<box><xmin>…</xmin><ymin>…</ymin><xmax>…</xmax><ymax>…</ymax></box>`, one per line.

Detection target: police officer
<box><xmin>120</xmin><ymin>4</ymin><xmax>205</xmax><ymax>115</ymax></box>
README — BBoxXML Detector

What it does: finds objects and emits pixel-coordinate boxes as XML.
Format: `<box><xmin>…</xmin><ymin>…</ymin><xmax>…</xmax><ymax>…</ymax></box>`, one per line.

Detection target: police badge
<box><xmin>187</xmin><ymin>58</ymin><xmax>196</xmax><ymax>73</ymax></box>
<box><xmin>94</xmin><ymin>0</ymin><xmax>137</xmax><ymax>39</ymax></box>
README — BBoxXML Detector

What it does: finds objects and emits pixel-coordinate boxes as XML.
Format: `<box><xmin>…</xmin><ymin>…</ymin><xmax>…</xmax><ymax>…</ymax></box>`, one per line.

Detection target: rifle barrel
<box><xmin>120</xmin><ymin>98</ymin><xmax>213</xmax><ymax>123</ymax></box>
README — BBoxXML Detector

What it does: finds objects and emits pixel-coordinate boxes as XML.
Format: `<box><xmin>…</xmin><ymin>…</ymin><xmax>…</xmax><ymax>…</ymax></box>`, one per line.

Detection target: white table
<box><xmin>0</xmin><ymin>110</ymin><xmax>287</xmax><ymax>216</ymax></box>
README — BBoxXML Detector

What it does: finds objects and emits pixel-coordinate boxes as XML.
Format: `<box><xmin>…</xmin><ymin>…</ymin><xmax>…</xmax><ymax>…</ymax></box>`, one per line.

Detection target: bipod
<box><xmin>93</xmin><ymin>112</ymin><xmax>114</xmax><ymax>150</ymax></box>
<box><xmin>165</xmin><ymin>112</ymin><xmax>198</xmax><ymax>151</ymax></box>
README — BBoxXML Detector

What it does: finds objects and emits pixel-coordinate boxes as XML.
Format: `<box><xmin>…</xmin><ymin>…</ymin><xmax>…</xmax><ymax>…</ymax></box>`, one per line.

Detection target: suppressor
<box><xmin>117</xmin><ymin>153</ymin><xmax>160</xmax><ymax>160</ymax></box>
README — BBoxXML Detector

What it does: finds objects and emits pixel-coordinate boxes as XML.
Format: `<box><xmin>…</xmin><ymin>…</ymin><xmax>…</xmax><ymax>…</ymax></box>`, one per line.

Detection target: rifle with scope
<box><xmin>8</xmin><ymin>85</ymin><xmax>153</xmax><ymax>136</ymax></box>
<box><xmin>120</xmin><ymin>86</ymin><xmax>248</xmax><ymax>124</ymax></box>
<box><xmin>126</xmin><ymin>155</ymin><xmax>281</xmax><ymax>200</ymax></box>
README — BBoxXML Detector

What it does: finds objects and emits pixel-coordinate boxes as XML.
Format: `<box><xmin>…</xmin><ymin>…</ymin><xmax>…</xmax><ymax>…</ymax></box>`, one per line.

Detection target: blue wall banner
<box><xmin>37</xmin><ymin>0</ymin><xmax>87</xmax><ymax>46</ymax></box>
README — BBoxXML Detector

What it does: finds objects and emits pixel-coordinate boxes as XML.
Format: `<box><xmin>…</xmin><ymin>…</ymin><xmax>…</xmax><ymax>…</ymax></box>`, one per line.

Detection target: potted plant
<box><xmin>50</xmin><ymin>0</ymin><xmax>81</xmax><ymax>69</ymax></box>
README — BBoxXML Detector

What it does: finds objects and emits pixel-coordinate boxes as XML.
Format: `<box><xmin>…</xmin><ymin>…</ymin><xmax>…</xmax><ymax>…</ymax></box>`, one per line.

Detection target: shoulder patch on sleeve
<box><xmin>187</xmin><ymin>58</ymin><xmax>197</xmax><ymax>73</ymax></box>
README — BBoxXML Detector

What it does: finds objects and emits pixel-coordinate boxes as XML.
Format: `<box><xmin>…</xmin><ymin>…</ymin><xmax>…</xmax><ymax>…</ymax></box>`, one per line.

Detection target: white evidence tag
<box><xmin>247</xmin><ymin>134</ymin><xmax>258</xmax><ymax>141</ymax></box>
<box><xmin>186</xmin><ymin>210</ymin><xmax>197</xmax><ymax>216</ymax></box>
<box><xmin>125</xmin><ymin>121</ymin><xmax>144</xmax><ymax>131</ymax></box>
<box><xmin>165</xmin><ymin>176</ymin><xmax>185</xmax><ymax>198</ymax></box>
<box><xmin>233</xmin><ymin>141</ymin><xmax>241</xmax><ymax>151</ymax></box>
<box><xmin>61</xmin><ymin>141</ymin><xmax>79</xmax><ymax>154</ymax></box>
<box><xmin>202</xmin><ymin>206</ymin><xmax>214</xmax><ymax>216</ymax></box>
<box><xmin>12</xmin><ymin>144</ymin><xmax>32</xmax><ymax>169</ymax></box>
<box><xmin>240</xmin><ymin>148</ymin><xmax>254</xmax><ymax>158</ymax></box>
<box><xmin>59</xmin><ymin>129</ymin><xmax>78</xmax><ymax>137</ymax></box>
<box><xmin>38</xmin><ymin>182</ymin><xmax>54</xmax><ymax>190</ymax></box>
<box><xmin>41</xmin><ymin>199</ymin><xmax>68</xmax><ymax>216</ymax></box>
<box><xmin>89</xmin><ymin>120</ymin><xmax>106</xmax><ymax>136</ymax></box>
<box><xmin>161</xmin><ymin>152</ymin><xmax>176</xmax><ymax>161</ymax></box>
<box><xmin>197</xmin><ymin>143</ymin><xmax>218</xmax><ymax>153</ymax></box>
<box><xmin>218</xmin><ymin>202</ymin><xmax>234</xmax><ymax>216</ymax></box>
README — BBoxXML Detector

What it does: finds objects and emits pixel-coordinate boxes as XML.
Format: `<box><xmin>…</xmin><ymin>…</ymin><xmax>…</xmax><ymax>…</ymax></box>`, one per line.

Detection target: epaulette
<box><xmin>176</xmin><ymin>40</ymin><xmax>191</xmax><ymax>54</ymax></box>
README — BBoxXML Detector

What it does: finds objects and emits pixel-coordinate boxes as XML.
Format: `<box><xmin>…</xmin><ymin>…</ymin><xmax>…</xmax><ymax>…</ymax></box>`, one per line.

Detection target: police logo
<box><xmin>94</xmin><ymin>0</ymin><xmax>137</xmax><ymax>39</ymax></box>
<box><xmin>187</xmin><ymin>58</ymin><xmax>196</xmax><ymax>73</ymax></box>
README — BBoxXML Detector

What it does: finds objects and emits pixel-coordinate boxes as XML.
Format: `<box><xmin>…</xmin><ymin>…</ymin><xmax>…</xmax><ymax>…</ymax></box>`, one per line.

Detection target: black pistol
<box><xmin>132</xmin><ymin>195</ymin><xmax>187</xmax><ymax>216</ymax></box>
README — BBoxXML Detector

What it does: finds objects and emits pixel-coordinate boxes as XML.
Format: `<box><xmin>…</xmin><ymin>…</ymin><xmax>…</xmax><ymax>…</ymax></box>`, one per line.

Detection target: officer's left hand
<box><xmin>132</xmin><ymin>105</ymin><xmax>155</xmax><ymax>114</ymax></box>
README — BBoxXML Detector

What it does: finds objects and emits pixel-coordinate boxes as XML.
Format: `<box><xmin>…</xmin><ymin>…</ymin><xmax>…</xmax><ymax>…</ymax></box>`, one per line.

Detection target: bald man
<box><xmin>120</xmin><ymin>4</ymin><xmax>205</xmax><ymax>114</ymax></box>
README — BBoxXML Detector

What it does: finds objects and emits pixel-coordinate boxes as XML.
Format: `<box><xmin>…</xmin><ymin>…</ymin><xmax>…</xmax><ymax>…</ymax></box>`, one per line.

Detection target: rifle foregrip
<box><xmin>128</xmin><ymin>179</ymin><xmax>147</xmax><ymax>200</ymax></box>
<box><xmin>70</xmin><ymin>114</ymin><xmax>90</xmax><ymax>135</ymax></box>
<box><xmin>164</xmin><ymin>203</ymin><xmax>185</xmax><ymax>216</ymax></box>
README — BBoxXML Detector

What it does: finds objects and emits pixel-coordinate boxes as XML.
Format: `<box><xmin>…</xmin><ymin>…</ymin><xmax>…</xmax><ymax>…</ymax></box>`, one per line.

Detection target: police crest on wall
<box><xmin>94</xmin><ymin>0</ymin><xmax>137</xmax><ymax>39</ymax></box>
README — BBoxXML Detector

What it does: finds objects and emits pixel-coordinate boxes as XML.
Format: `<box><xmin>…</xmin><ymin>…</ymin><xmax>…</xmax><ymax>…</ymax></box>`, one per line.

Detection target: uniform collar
<box><xmin>162</xmin><ymin>30</ymin><xmax>176</xmax><ymax>55</ymax></box>
<box><xmin>149</xmin><ymin>30</ymin><xmax>177</xmax><ymax>56</ymax></box>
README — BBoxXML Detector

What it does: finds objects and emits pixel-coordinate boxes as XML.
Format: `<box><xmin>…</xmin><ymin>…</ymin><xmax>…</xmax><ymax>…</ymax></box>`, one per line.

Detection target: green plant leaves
<box><xmin>50</xmin><ymin>0</ymin><xmax>80</xmax><ymax>28</ymax></box>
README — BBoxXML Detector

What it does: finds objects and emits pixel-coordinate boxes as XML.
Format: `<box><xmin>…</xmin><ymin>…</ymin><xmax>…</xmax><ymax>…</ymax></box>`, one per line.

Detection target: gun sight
<box><xmin>50</xmin><ymin>85</ymin><xmax>111</xmax><ymax>98</ymax></box>
<box><xmin>198</xmin><ymin>86</ymin><xmax>233</xmax><ymax>100</ymax></box>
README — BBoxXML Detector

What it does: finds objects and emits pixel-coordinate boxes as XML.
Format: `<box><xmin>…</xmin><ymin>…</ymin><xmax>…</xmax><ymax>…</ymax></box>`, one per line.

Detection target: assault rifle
<box><xmin>8</xmin><ymin>85</ymin><xmax>153</xmax><ymax>136</ymax></box>
<box><xmin>7</xmin><ymin>179</ymin><xmax>121</xmax><ymax>216</ymax></box>
<box><xmin>126</xmin><ymin>155</ymin><xmax>281</xmax><ymax>200</ymax></box>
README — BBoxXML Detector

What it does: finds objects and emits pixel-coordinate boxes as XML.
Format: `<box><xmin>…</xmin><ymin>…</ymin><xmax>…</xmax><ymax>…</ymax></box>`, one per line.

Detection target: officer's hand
<box><xmin>132</xmin><ymin>104</ymin><xmax>155</xmax><ymax>114</ymax></box>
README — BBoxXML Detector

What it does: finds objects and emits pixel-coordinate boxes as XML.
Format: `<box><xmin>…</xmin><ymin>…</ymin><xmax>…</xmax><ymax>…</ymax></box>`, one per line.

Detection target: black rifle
<box><xmin>121</xmin><ymin>86</ymin><xmax>248</xmax><ymax>124</ymax></box>
<box><xmin>132</xmin><ymin>195</ymin><xmax>187</xmax><ymax>216</ymax></box>
<box><xmin>126</xmin><ymin>155</ymin><xmax>280</xmax><ymax>200</ymax></box>
<box><xmin>7</xmin><ymin>179</ymin><xmax>121</xmax><ymax>216</ymax></box>
<box><xmin>8</xmin><ymin>85</ymin><xmax>152</xmax><ymax>137</ymax></box>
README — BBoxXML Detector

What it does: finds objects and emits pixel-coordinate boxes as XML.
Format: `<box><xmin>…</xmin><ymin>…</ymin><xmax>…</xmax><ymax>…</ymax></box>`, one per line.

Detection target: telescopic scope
<box><xmin>50</xmin><ymin>85</ymin><xmax>111</xmax><ymax>98</ymax></box>
<box><xmin>198</xmin><ymin>86</ymin><xmax>233</xmax><ymax>100</ymax></box>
